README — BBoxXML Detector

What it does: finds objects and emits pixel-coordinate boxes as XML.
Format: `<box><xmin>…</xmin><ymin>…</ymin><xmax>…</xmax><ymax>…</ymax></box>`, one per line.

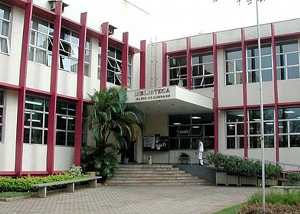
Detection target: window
<box><xmin>276</xmin><ymin>41</ymin><xmax>300</xmax><ymax>80</ymax></box>
<box><xmin>97</xmin><ymin>43</ymin><xmax>101</xmax><ymax>79</ymax></box>
<box><xmin>29</xmin><ymin>17</ymin><xmax>53</xmax><ymax>66</ymax></box>
<box><xmin>128</xmin><ymin>54</ymin><xmax>132</xmax><ymax>88</ymax></box>
<box><xmin>169</xmin><ymin>114</ymin><xmax>214</xmax><ymax>150</ymax></box>
<box><xmin>56</xmin><ymin>100</ymin><xmax>76</xmax><ymax>146</ymax></box>
<box><xmin>169</xmin><ymin>56</ymin><xmax>187</xmax><ymax>87</ymax></box>
<box><xmin>82</xmin><ymin>104</ymin><xmax>88</xmax><ymax>147</ymax></box>
<box><xmin>0</xmin><ymin>91</ymin><xmax>4</xmax><ymax>142</ymax></box>
<box><xmin>24</xmin><ymin>96</ymin><xmax>49</xmax><ymax>144</ymax></box>
<box><xmin>226</xmin><ymin>111</ymin><xmax>244</xmax><ymax>149</ymax></box>
<box><xmin>278</xmin><ymin>107</ymin><xmax>300</xmax><ymax>148</ymax></box>
<box><xmin>225</xmin><ymin>49</ymin><xmax>242</xmax><ymax>85</ymax></box>
<box><xmin>0</xmin><ymin>3</ymin><xmax>11</xmax><ymax>54</ymax></box>
<box><xmin>247</xmin><ymin>45</ymin><xmax>273</xmax><ymax>83</ymax></box>
<box><xmin>107</xmin><ymin>46</ymin><xmax>122</xmax><ymax>85</ymax></box>
<box><xmin>248</xmin><ymin>108</ymin><xmax>274</xmax><ymax>148</ymax></box>
<box><xmin>192</xmin><ymin>53</ymin><xmax>214</xmax><ymax>88</ymax></box>
<box><xmin>59</xmin><ymin>28</ymin><xmax>79</xmax><ymax>73</ymax></box>
<box><xmin>84</xmin><ymin>38</ymin><xmax>90</xmax><ymax>76</ymax></box>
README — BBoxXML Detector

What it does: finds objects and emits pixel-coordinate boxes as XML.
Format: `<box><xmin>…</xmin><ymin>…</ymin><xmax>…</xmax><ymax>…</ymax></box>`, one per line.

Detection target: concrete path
<box><xmin>0</xmin><ymin>185</ymin><xmax>258</xmax><ymax>214</ymax></box>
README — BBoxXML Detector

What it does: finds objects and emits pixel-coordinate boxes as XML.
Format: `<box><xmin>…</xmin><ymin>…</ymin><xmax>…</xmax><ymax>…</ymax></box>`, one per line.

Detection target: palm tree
<box><xmin>82</xmin><ymin>87</ymin><xmax>146</xmax><ymax>179</ymax></box>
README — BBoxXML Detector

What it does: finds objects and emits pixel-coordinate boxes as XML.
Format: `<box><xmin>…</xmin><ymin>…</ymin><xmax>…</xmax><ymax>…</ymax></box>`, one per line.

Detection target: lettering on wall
<box><xmin>134</xmin><ymin>88</ymin><xmax>171</xmax><ymax>101</ymax></box>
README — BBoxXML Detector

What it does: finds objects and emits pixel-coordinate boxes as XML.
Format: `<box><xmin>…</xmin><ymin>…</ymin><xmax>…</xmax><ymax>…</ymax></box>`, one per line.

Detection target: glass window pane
<box><xmin>277</xmin><ymin>68</ymin><xmax>286</xmax><ymax>80</ymax></box>
<box><xmin>227</xmin><ymin>124</ymin><xmax>235</xmax><ymax>135</ymax></box>
<box><xmin>226</xmin><ymin>50</ymin><xmax>241</xmax><ymax>60</ymax></box>
<box><xmin>31</xmin><ymin>112</ymin><xmax>43</xmax><ymax>128</ymax></box>
<box><xmin>170</xmin><ymin>138</ymin><xmax>179</xmax><ymax>150</ymax></box>
<box><xmin>282</xmin><ymin>42</ymin><xmax>298</xmax><ymax>53</ymax></box>
<box><xmin>261</xmin><ymin>56</ymin><xmax>272</xmax><ymax>69</ymax></box>
<box><xmin>57</xmin><ymin>115</ymin><xmax>67</xmax><ymax>130</ymax></box>
<box><xmin>264</xmin><ymin>122</ymin><xmax>274</xmax><ymax>134</ymax></box>
<box><xmin>31</xmin><ymin>129</ymin><xmax>43</xmax><ymax>144</ymax></box>
<box><xmin>276</xmin><ymin>54</ymin><xmax>285</xmax><ymax>67</ymax></box>
<box><xmin>249</xmin><ymin>123</ymin><xmax>260</xmax><ymax>134</ymax></box>
<box><xmin>227</xmin><ymin>137</ymin><xmax>235</xmax><ymax>149</ymax></box>
<box><xmin>0</xmin><ymin>4</ymin><xmax>11</xmax><ymax>20</ymax></box>
<box><xmin>264</xmin><ymin>136</ymin><xmax>274</xmax><ymax>148</ymax></box>
<box><xmin>191</xmin><ymin>125</ymin><xmax>203</xmax><ymax>136</ymax></box>
<box><xmin>279</xmin><ymin>135</ymin><xmax>288</xmax><ymax>148</ymax></box>
<box><xmin>235</xmin><ymin>60</ymin><xmax>242</xmax><ymax>71</ymax></box>
<box><xmin>71</xmin><ymin>33</ymin><xmax>79</xmax><ymax>45</ymax></box>
<box><xmin>44</xmin><ymin>130</ymin><xmax>47</xmax><ymax>145</ymax></box>
<box><xmin>56</xmin><ymin>131</ymin><xmax>66</xmax><ymax>145</ymax></box>
<box><xmin>227</xmin><ymin>111</ymin><xmax>244</xmax><ymax>122</ymax></box>
<box><xmin>204</xmin><ymin>64</ymin><xmax>213</xmax><ymax>75</ymax></box>
<box><xmin>290</xmin><ymin>135</ymin><xmax>300</xmax><ymax>147</ymax></box>
<box><xmin>236</xmin><ymin>73</ymin><xmax>243</xmax><ymax>84</ymax></box>
<box><xmin>56</xmin><ymin>101</ymin><xmax>67</xmax><ymax>114</ymax></box>
<box><xmin>238</xmin><ymin>137</ymin><xmax>244</xmax><ymax>149</ymax></box>
<box><xmin>24</xmin><ymin>113</ymin><xmax>30</xmax><ymax>126</ymax></box>
<box><xmin>179</xmin><ymin>138</ymin><xmax>190</xmax><ymax>149</ymax></box>
<box><xmin>264</xmin><ymin>109</ymin><xmax>274</xmax><ymax>120</ymax></box>
<box><xmin>290</xmin><ymin>120</ymin><xmax>300</xmax><ymax>133</ymax></box>
<box><xmin>248</xmin><ymin>70</ymin><xmax>260</xmax><ymax>83</ymax></box>
<box><xmin>35</xmin><ymin>49</ymin><xmax>47</xmax><ymax>65</ymax></box>
<box><xmin>24</xmin><ymin>128</ymin><xmax>30</xmax><ymax>143</ymax></box>
<box><xmin>226</xmin><ymin>61</ymin><xmax>234</xmax><ymax>73</ymax></box>
<box><xmin>0</xmin><ymin>37</ymin><xmax>8</xmax><ymax>53</ymax></box>
<box><xmin>25</xmin><ymin>96</ymin><xmax>44</xmax><ymax>111</ymax></box>
<box><xmin>250</xmin><ymin>136</ymin><xmax>261</xmax><ymax>148</ymax></box>
<box><xmin>68</xmin><ymin>103</ymin><xmax>76</xmax><ymax>116</ymax></box>
<box><xmin>226</xmin><ymin>74</ymin><xmax>234</xmax><ymax>85</ymax></box>
<box><xmin>287</xmin><ymin>67</ymin><xmax>299</xmax><ymax>79</ymax></box>
<box><xmin>237</xmin><ymin>124</ymin><xmax>244</xmax><ymax>135</ymax></box>
<box><xmin>67</xmin><ymin>118</ymin><xmax>75</xmax><ymax>131</ymax></box>
<box><xmin>287</xmin><ymin>53</ymin><xmax>299</xmax><ymax>66</ymax></box>
<box><xmin>67</xmin><ymin>133</ymin><xmax>75</xmax><ymax>146</ymax></box>
<box><xmin>278</xmin><ymin>121</ymin><xmax>288</xmax><ymax>134</ymax></box>
<box><xmin>205</xmin><ymin>125</ymin><xmax>214</xmax><ymax>136</ymax></box>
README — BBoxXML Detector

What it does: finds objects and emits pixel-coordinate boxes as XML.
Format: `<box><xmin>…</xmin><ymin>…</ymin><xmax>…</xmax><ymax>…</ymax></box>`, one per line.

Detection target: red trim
<box><xmin>100</xmin><ymin>22</ymin><xmax>109</xmax><ymax>91</ymax></box>
<box><xmin>219</xmin><ymin>104</ymin><xmax>275</xmax><ymax>111</ymax></box>
<box><xmin>271</xmin><ymin>24</ymin><xmax>280</xmax><ymax>163</ymax></box>
<box><xmin>15</xmin><ymin>0</ymin><xmax>33</xmax><ymax>177</ymax></box>
<box><xmin>47</xmin><ymin>1</ymin><xmax>62</xmax><ymax>175</ymax></box>
<box><xmin>241</xmin><ymin>29</ymin><xmax>248</xmax><ymax>158</ymax></box>
<box><xmin>278</xmin><ymin>102</ymin><xmax>300</xmax><ymax>107</ymax></box>
<box><xmin>213</xmin><ymin>33</ymin><xmax>219</xmax><ymax>154</ymax></box>
<box><xmin>32</xmin><ymin>4</ymin><xmax>56</xmax><ymax>22</ymax></box>
<box><xmin>0</xmin><ymin>82</ymin><xmax>20</xmax><ymax>90</ymax></box>
<box><xmin>0</xmin><ymin>171</ymin><xmax>17</xmax><ymax>176</ymax></box>
<box><xmin>83</xmin><ymin>99</ymin><xmax>92</xmax><ymax>103</ymax></box>
<box><xmin>0</xmin><ymin>171</ymin><xmax>67</xmax><ymax>176</ymax></box>
<box><xmin>121</xmin><ymin>32</ymin><xmax>129</xmax><ymax>87</ymax></box>
<box><xmin>186</xmin><ymin>38</ymin><xmax>191</xmax><ymax>90</ymax></box>
<box><xmin>57</xmin><ymin>94</ymin><xmax>78</xmax><ymax>101</ymax></box>
<box><xmin>191</xmin><ymin>46</ymin><xmax>213</xmax><ymax>55</ymax></box>
<box><xmin>162</xmin><ymin>43</ymin><xmax>167</xmax><ymax>87</ymax></box>
<box><xmin>140</xmin><ymin>40</ymin><xmax>146</xmax><ymax>89</ymax></box>
<box><xmin>74</xmin><ymin>13</ymin><xmax>87</xmax><ymax>166</ymax></box>
<box><xmin>1</xmin><ymin>0</ymin><xmax>26</xmax><ymax>8</ymax></box>
<box><xmin>26</xmin><ymin>88</ymin><xmax>51</xmax><ymax>96</ymax></box>
<box><xmin>61</xmin><ymin>16</ymin><xmax>81</xmax><ymax>32</ymax></box>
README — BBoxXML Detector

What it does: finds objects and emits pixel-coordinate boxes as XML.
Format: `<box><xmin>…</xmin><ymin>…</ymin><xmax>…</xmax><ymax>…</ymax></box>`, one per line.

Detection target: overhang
<box><xmin>126</xmin><ymin>86</ymin><xmax>213</xmax><ymax>115</ymax></box>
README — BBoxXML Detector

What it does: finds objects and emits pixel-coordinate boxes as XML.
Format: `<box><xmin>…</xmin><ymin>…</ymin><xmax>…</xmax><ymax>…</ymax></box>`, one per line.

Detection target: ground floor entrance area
<box><xmin>0</xmin><ymin>185</ymin><xmax>258</xmax><ymax>214</ymax></box>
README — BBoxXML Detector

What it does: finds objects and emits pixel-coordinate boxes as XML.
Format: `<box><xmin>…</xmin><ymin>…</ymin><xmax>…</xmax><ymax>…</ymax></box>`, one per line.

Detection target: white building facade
<box><xmin>0</xmin><ymin>0</ymin><xmax>300</xmax><ymax>176</ymax></box>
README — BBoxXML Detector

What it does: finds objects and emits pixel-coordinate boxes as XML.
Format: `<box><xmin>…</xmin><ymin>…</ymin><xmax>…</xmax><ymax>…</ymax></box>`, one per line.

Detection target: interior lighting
<box><xmin>173</xmin><ymin>123</ymin><xmax>181</xmax><ymax>125</ymax></box>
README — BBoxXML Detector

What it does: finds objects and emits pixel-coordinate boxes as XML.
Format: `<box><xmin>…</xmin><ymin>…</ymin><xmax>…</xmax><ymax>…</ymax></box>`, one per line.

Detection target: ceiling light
<box><xmin>25</xmin><ymin>101</ymin><xmax>42</xmax><ymax>106</ymax></box>
<box><xmin>192</xmin><ymin>126</ymin><xmax>200</xmax><ymax>128</ymax></box>
<box><xmin>173</xmin><ymin>123</ymin><xmax>181</xmax><ymax>125</ymax></box>
<box><xmin>266</xmin><ymin>122</ymin><xmax>273</xmax><ymax>125</ymax></box>
<box><xmin>297</xmin><ymin>117</ymin><xmax>300</xmax><ymax>119</ymax></box>
<box><xmin>191</xmin><ymin>116</ymin><xmax>201</xmax><ymax>119</ymax></box>
<box><xmin>284</xmin><ymin>110</ymin><xmax>295</xmax><ymax>114</ymax></box>
<box><xmin>237</xmin><ymin>114</ymin><xmax>244</xmax><ymax>117</ymax></box>
<box><xmin>253</xmin><ymin>119</ymin><xmax>261</xmax><ymax>121</ymax></box>
<box><xmin>228</xmin><ymin>124</ymin><xmax>235</xmax><ymax>127</ymax></box>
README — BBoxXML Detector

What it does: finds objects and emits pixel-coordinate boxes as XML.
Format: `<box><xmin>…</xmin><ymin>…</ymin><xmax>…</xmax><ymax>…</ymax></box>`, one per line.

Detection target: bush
<box><xmin>69</xmin><ymin>164</ymin><xmax>83</xmax><ymax>176</ymax></box>
<box><xmin>0</xmin><ymin>174</ymin><xmax>87</xmax><ymax>192</ymax></box>
<box><xmin>207</xmin><ymin>153</ymin><xmax>282</xmax><ymax>178</ymax></box>
<box><xmin>249</xmin><ymin>191</ymin><xmax>300</xmax><ymax>206</ymax></box>
<box><xmin>288</xmin><ymin>172</ymin><xmax>300</xmax><ymax>183</ymax></box>
<box><xmin>236</xmin><ymin>203</ymin><xmax>299</xmax><ymax>214</ymax></box>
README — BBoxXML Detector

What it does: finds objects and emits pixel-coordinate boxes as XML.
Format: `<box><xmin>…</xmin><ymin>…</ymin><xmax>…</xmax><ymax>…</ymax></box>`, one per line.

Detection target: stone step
<box><xmin>106</xmin><ymin>179</ymin><xmax>210</xmax><ymax>186</ymax></box>
<box><xmin>106</xmin><ymin>182</ymin><xmax>209</xmax><ymax>186</ymax></box>
<box><xmin>118</xmin><ymin>167</ymin><xmax>180</xmax><ymax>171</ymax></box>
<box><xmin>115</xmin><ymin>173</ymin><xmax>193</xmax><ymax>177</ymax></box>
<box><xmin>119</xmin><ymin>164</ymin><xmax>173</xmax><ymax>168</ymax></box>
<box><xmin>110</xmin><ymin>176</ymin><xmax>200</xmax><ymax>181</ymax></box>
<box><xmin>117</xmin><ymin>168</ymin><xmax>181</xmax><ymax>172</ymax></box>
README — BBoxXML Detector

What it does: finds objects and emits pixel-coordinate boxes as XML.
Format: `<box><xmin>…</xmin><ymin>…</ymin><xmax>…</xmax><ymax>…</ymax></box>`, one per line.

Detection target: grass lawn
<box><xmin>214</xmin><ymin>203</ymin><xmax>243</xmax><ymax>214</ymax></box>
<box><xmin>0</xmin><ymin>192</ymin><xmax>31</xmax><ymax>199</ymax></box>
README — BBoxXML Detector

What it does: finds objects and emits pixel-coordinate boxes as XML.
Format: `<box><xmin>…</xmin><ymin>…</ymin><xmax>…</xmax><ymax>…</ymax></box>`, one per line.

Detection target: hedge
<box><xmin>207</xmin><ymin>153</ymin><xmax>282</xmax><ymax>179</ymax></box>
<box><xmin>0</xmin><ymin>174</ymin><xmax>88</xmax><ymax>192</ymax></box>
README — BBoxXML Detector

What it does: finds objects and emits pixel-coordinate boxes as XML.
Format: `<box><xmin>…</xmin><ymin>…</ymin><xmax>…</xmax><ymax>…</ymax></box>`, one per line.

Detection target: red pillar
<box><xmin>271</xmin><ymin>24</ymin><xmax>280</xmax><ymax>163</ymax></box>
<box><xmin>74</xmin><ymin>12</ymin><xmax>87</xmax><ymax>166</ymax></box>
<box><xmin>121</xmin><ymin>32</ymin><xmax>129</xmax><ymax>87</ymax></box>
<box><xmin>15</xmin><ymin>0</ymin><xmax>33</xmax><ymax>176</ymax></box>
<box><xmin>241</xmin><ymin>28</ymin><xmax>248</xmax><ymax>158</ymax></box>
<box><xmin>140</xmin><ymin>40</ymin><xmax>146</xmax><ymax>89</ymax></box>
<box><xmin>47</xmin><ymin>1</ymin><xmax>62</xmax><ymax>174</ymax></box>
<box><xmin>100</xmin><ymin>22</ymin><xmax>109</xmax><ymax>91</ymax></box>
<box><xmin>186</xmin><ymin>38</ymin><xmax>192</xmax><ymax>90</ymax></box>
<box><xmin>162</xmin><ymin>43</ymin><xmax>167</xmax><ymax>87</ymax></box>
<box><xmin>213</xmin><ymin>33</ymin><xmax>219</xmax><ymax>153</ymax></box>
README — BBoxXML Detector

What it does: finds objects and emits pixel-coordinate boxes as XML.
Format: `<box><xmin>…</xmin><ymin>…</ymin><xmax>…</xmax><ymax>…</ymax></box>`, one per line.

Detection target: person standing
<box><xmin>198</xmin><ymin>140</ymin><xmax>204</xmax><ymax>166</ymax></box>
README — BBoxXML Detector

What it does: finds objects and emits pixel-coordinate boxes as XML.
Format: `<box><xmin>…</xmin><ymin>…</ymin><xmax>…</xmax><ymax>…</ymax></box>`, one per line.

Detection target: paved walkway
<box><xmin>0</xmin><ymin>185</ymin><xmax>258</xmax><ymax>214</ymax></box>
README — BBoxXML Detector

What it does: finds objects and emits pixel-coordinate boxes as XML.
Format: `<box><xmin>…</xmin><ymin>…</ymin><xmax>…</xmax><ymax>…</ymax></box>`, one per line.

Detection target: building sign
<box><xmin>134</xmin><ymin>88</ymin><xmax>171</xmax><ymax>101</ymax></box>
<box><xmin>143</xmin><ymin>136</ymin><xmax>169</xmax><ymax>151</ymax></box>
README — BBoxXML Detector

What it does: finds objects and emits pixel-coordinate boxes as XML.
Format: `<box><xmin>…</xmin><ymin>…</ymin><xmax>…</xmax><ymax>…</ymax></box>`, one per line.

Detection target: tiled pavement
<box><xmin>0</xmin><ymin>185</ymin><xmax>258</xmax><ymax>214</ymax></box>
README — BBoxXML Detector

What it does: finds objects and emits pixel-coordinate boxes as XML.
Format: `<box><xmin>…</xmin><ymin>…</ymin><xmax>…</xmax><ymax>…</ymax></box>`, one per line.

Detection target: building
<box><xmin>0</xmin><ymin>0</ymin><xmax>300</xmax><ymax>176</ymax></box>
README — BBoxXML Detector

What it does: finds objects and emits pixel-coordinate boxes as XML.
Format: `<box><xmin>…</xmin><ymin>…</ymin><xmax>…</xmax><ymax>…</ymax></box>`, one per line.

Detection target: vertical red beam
<box><xmin>186</xmin><ymin>38</ymin><xmax>192</xmax><ymax>90</ymax></box>
<box><xmin>140</xmin><ymin>40</ymin><xmax>146</xmax><ymax>89</ymax></box>
<box><xmin>162</xmin><ymin>42</ymin><xmax>167</xmax><ymax>87</ymax></box>
<box><xmin>271</xmin><ymin>24</ymin><xmax>279</xmax><ymax>163</ymax></box>
<box><xmin>213</xmin><ymin>33</ymin><xmax>219</xmax><ymax>153</ymax></box>
<box><xmin>121</xmin><ymin>32</ymin><xmax>129</xmax><ymax>87</ymax></box>
<box><xmin>74</xmin><ymin>13</ymin><xmax>87</xmax><ymax>166</ymax></box>
<box><xmin>15</xmin><ymin>0</ymin><xmax>33</xmax><ymax>176</ymax></box>
<box><xmin>241</xmin><ymin>29</ymin><xmax>248</xmax><ymax>158</ymax></box>
<box><xmin>100</xmin><ymin>22</ymin><xmax>109</xmax><ymax>91</ymax></box>
<box><xmin>47</xmin><ymin>1</ymin><xmax>62</xmax><ymax>174</ymax></box>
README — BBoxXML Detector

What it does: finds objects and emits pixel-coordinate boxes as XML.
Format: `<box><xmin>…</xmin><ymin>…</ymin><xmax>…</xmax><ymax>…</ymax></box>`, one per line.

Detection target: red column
<box><xmin>186</xmin><ymin>38</ymin><xmax>191</xmax><ymax>90</ymax></box>
<box><xmin>121</xmin><ymin>32</ymin><xmax>129</xmax><ymax>87</ymax></box>
<box><xmin>100</xmin><ymin>22</ymin><xmax>109</xmax><ymax>91</ymax></box>
<box><xmin>140</xmin><ymin>40</ymin><xmax>146</xmax><ymax>89</ymax></box>
<box><xmin>15</xmin><ymin>0</ymin><xmax>33</xmax><ymax>176</ymax></box>
<box><xmin>271</xmin><ymin>24</ymin><xmax>279</xmax><ymax>163</ymax></box>
<box><xmin>162</xmin><ymin>43</ymin><xmax>167</xmax><ymax>87</ymax></box>
<box><xmin>241</xmin><ymin>29</ymin><xmax>248</xmax><ymax>158</ymax></box>
<box><xmin>74</xmin><ymin>12</ymin><xmax>87</xmax><ymax>166</ymax></box>
<box><xmin>213</xmin><ymin>33</ymin><xmax>219</xmax><ymax>154</ymax></box>
<box><xmin>47</xmin><ymin>1</ymin><xmax>62</xmax><ymax>174</ymax></box>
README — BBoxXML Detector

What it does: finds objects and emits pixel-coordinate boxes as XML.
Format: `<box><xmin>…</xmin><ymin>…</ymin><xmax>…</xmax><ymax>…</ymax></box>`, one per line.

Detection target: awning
<box><xmin>126</xmin><ymin>86</ymin><xmax>213</xmax><ymax>115</ymax></box>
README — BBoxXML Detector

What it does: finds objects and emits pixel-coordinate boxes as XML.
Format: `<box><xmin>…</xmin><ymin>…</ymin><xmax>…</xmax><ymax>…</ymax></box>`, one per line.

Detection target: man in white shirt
<box><xmin>198</xmin><ymin>140</ymin><xmax>204</xmax><ymax>166</ymax></box>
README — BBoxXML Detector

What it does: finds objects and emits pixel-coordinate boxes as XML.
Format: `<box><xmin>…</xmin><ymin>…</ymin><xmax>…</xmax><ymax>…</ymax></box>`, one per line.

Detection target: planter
<box><xmin>258</xmin><ymin>178</ymin><xmax>278</xmax><ymax>187</ymax></box>
<box><xmin>227</xmin><ymin>175</ymin><xmax>239</xmax><ymax>186</ymax></box>
<box><xmin>180</xmin><ymin>158</ymin><xmax>190</xmax><ymax>165</ymax></box>
<box><xmin>240</xmin><ymin>176</ymin><xmax>257</xmax><ymax>187</ymax></box>
<box><xmin>86</xmin><ymin>171</ymin><xmax>96</xmax><ymax>176</ymax></box>
<box><xmin>216</xmin><ymin>172</ymin><xmax>227</xmax><ymax>186</ymax></box>
<box><xmin>123</xmin><ymin>158</ymin><xmax>129</xmax><ymax>164</ymax></box>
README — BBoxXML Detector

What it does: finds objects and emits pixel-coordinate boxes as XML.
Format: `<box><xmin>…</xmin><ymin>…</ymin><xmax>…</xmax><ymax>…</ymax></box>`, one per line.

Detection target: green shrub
<box><xmin>69</xmin><ymin>164</ymin><xmax>83</xmax><ymax>176</ymax></box>
<box><xmin>207</xmin><ymin>153</ymin><xmax>282</xmax><ymax>178</ymax></box>
<box><xmin>249</xmin><ymin>191</ymin><xmax>300</xmax><ymax>206</ymax></box>
<box><xmin>0</xmin><ymin>174</ymin><xmax>87</xmax><ymax>192</ymax></box>
<box><xmin>236</xmin><ymin>203</ymin><xmax>299</xmax><ymax>214</ymax></box>
<box><xmin>288</xmin><ymin>173</ymin><xmax>300</xmax><ymax>183</ymax></box>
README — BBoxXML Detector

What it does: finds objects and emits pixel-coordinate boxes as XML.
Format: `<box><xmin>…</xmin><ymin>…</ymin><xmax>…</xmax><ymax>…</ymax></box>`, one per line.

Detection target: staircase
<box><xmin>106</xmin><ymin>164</ymin><xmax>211</xmax><ymax>186</ymax></box>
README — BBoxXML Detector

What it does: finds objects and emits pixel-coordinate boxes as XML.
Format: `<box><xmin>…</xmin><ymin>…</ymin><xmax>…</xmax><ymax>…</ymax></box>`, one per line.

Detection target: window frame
<box><xmin>0</xmin><ymin>91</ymin><xmax>5</xmax><ymax>143</ymax></box>
<box><xmin>0</xmin><ymin>3</ymin><xmax>12</xmax><ymax>55</ymax></box>
<box><xmin>169</xmin><ymin>55</ymin><xmax>188</xmax><ymax>88</ymax></box>
<box><xmin>225</xmin><ymin>48</ymin><xmax>243</xmax><ymax>85</ymax></box>
<box><xmin>226</xmin><ymin>111</ymin><xmax>244</xmax><ymax>150</ymax></box>
<box><xmin>84</xmin><ymin>37</ymin><xmax>91</xmax><ymax>76</ymax></box>
<box><xmin>107</xmin><ymin>46</ymin><xmax>123</xmax><ymax>85</ymax></box>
